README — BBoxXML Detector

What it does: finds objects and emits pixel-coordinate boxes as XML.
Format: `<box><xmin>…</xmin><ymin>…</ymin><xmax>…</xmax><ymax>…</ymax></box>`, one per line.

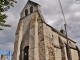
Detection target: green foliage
<box><xmin>0</xmin><ymin>0</ymin><xmax>17</xmax><ymax>30</ymax></box>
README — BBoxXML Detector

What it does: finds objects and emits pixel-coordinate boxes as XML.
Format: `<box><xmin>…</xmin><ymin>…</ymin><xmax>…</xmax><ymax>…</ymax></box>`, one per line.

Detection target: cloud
<box><xmin>0</xmin><ymin>0</ymin><xmax>80</xmax><ymax>52</ymax></box>
<box><xmin>0</xmin><ymin>42</ymin><xmax>14</xmax><ymax>52</ymax></box>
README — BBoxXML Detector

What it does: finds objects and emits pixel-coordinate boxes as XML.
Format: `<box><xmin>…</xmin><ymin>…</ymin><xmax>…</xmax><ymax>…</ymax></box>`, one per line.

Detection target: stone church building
<box><xmin>12</xmin><ymin>0</ymin><xmax>80</xmax><ymax>60</ymax></box>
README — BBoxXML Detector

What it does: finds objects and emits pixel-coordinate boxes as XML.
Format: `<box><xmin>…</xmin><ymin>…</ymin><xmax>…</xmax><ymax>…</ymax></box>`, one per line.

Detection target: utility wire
<box><xmin>58</xmin><ymin>0</ymin><xmax>72</xmax><ymax>60</ymax></box>
<box><xmin>58</xmin><ymin>0</ymin><xmax>66</xmax><ymax>24</ymax></box>
<box><xmin>67</xmin><ymin>25</ymin><xmax>80</xmax><ymax>41</ymax></box>
<box><xmin>58</xmin><ymin>0</ymin><xmax>68</xmax><ymax>39</ymax></box>
<box><xmin>58</xmin><ymin>0</ymin><xmax>80</xmax><ymax>42</ymax></box>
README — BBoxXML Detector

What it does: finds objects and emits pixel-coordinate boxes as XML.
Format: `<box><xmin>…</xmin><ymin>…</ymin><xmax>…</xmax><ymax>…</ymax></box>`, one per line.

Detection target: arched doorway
<box><xmin>24</xmin><ymin>46</ymin><xmax>29</xmax><ymax>60</ymax></box>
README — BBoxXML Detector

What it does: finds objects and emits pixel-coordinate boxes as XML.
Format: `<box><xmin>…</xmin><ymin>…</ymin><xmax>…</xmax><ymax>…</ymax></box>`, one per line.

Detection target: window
<box><xmin>25</xmin><ymin>9</ymin><xmax>28</xmax><ymax>16</ymax></box>
<box><xmin>30</xmin><ymin>6</ymin><xmax>33</xmax><ymax>13</ymax></box>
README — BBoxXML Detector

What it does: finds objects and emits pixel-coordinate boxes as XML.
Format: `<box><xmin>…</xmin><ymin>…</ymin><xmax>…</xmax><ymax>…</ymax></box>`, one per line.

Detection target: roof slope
<box><xmin>37</xmin><ymin>10</ymin><xmax>76</xmax><ymax>43</ymax></box>
<box><xmin>28</xmin><ymin>0</ymin><xmax>40</xmax><ymax>6</ymax></box>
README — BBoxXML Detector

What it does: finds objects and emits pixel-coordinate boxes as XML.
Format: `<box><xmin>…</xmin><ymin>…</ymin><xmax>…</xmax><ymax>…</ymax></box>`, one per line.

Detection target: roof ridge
<box><xmin>28</xmin><ymin>0</ymin><xmax>40</xmax><ymax>6</ymax></box>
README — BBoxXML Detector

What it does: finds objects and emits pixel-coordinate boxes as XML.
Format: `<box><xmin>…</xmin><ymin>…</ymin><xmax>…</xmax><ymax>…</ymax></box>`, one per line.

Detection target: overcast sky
<box><xmin>0</xmin><ymin>0</ymin><xmax>80</xmax><ymax>53</ymax></box>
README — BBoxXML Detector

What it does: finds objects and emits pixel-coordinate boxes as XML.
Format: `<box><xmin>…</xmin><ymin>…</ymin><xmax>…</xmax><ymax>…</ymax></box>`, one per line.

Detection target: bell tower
<box><xmin>12</xmin><ymin>0</ymin><xmax>45</xmax><ymax>60</ymax></box>
<box><xmin>12</xmin><ymin>0</ymin><xmax>42</xmax><ymax>60</ymax></box>
<box><xmin>20</xmin><ymin>1</ymin><xmax>41</xmax><ymax>60</ymax></box>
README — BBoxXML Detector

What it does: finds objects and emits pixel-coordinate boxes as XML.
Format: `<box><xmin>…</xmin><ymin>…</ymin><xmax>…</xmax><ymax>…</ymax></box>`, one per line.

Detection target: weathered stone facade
<box><xmin>1</xmin><ymin>54</ymin><xmax>6</xmax><ymax>60</ymax></box>
<box><xmin>12</xmin><ymin>0</ymin><xmax>80</xmax><ymax>60</ymax></box>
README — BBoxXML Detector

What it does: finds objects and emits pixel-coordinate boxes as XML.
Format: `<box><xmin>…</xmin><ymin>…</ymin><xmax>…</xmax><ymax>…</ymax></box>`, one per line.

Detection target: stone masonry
<box><xmin>12</xmin><ymin>0</ymin><xmax>80</xmax><ymax>60</ymax></box>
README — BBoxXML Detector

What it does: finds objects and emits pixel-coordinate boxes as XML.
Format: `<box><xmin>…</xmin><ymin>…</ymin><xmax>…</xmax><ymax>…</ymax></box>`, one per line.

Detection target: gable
<box><xmin>20</xmin><ymin>0</ymin><xmax>41</xmax><ymax>18</ymax></box>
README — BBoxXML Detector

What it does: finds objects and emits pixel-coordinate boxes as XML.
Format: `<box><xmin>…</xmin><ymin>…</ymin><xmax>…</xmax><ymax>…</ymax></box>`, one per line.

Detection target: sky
<box><xmin>0</xmin><ymin>0</ymin><xmax>80</xmax><ymax>57</ymax></box>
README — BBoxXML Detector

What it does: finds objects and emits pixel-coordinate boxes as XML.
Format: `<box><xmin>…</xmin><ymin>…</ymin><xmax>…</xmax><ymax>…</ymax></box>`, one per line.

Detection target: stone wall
<box><xmin>43</xmin><ymin>23</ymin><xmax>79</xmax><ymax>60</ymax></box>
<box><xmin>71</xmin><ymin>49</ymin><xmax>79</xmax><ymax>60</ymax></box>
<box><xmin>38</xmin><ymin>18</ymin><xmax>45</xmax><ymax>60</ymax></box>
<box><xmin>13</xmin><ymin>1</ymin><xmax>80</xmax><ymax>60</ymax></box>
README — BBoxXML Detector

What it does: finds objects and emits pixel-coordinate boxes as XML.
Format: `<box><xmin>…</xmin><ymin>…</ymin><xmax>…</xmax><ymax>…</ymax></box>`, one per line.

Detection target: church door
<box><xmin>24</xmin><ymin>46</ymin><xmax>29</xmax><ymax>60</ymax></box>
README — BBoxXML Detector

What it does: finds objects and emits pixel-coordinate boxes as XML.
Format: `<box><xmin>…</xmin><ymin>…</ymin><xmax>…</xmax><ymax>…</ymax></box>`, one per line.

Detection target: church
<box><xmin>12</xmin><ymin>0</ymin><xmax>80</xmax><ymax>60</ymax></box>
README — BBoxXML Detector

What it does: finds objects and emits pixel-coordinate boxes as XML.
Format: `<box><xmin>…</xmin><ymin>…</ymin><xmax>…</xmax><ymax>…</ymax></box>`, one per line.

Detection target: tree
<box><xmin>0</xmin><ymin>0</ymin><xmax>17</xmax><ymax>30</ymax></box>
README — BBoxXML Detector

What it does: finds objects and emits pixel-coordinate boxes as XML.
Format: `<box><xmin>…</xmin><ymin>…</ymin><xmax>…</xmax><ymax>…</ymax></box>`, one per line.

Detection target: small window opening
<box><xmin>30</xmin><ymin>6</ymin><xmax>33</xmax><ymax>13</ymax></box>
<box><xmin>25</xmin><ymin>9</ymin><xmax>28</xmax><ymax>16</ymax></box>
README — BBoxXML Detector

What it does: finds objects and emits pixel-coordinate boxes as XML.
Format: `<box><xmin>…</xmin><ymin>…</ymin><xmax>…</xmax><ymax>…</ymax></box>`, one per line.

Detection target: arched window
<box><xmin>25</xmin><ymin>9</ymin><xmax>28</xmax><ymax>16</ymax></box>
<box><xmin>30</xmin><ymin>6</ymin><xmax>33</xmax><ymax>13</ymax></box>
<box><xmin>24</xmin><ymin>46</ymin><xmax>29</xmax><ymax>60</ymax></box>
